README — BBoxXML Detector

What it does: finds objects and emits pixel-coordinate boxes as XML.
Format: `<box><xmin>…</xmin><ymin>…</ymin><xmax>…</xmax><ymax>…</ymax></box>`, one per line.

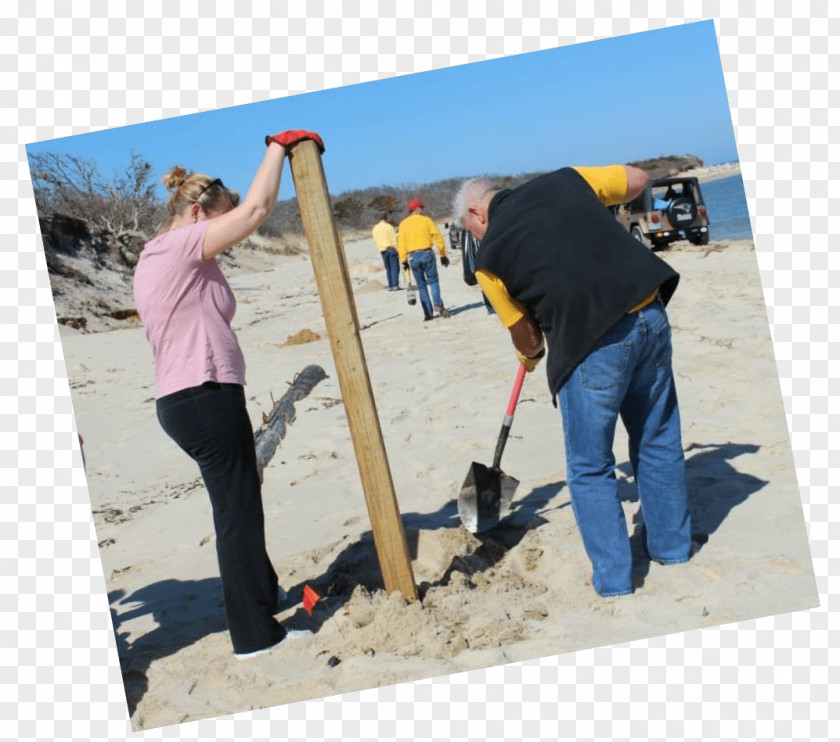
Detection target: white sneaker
<box><xmin>234</xmin><ymin>645</ymin><xmax>277</xmax><ymax>660</ymax></box>
<box><xmin>234</xmin><ymin>629</ymin><xmax>313</xmax><ymax>660</ymax></box>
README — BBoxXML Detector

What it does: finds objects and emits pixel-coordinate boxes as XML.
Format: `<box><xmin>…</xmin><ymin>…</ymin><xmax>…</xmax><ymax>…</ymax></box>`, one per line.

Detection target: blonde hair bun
<box><xmin>162</xmin><ymin>166</ymin><xmax>189</xmax><ymax>192</ymax></box>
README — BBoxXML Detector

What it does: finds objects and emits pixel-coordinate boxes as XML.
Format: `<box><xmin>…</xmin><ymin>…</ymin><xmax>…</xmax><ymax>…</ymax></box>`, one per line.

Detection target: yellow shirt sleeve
<box><xmin>475</xmin><ymin>269</ymin><xmax>527</xmax><ymax>328</ymax></box>
<box><xmin>397</xmin><ymin>227</ymin><xmax>406</xmax><ymax>263</ymax></box>
<box><xmin>573</xmin><ymin>165</ymin><xmax>629</xmax><ymax>206</ymax></box>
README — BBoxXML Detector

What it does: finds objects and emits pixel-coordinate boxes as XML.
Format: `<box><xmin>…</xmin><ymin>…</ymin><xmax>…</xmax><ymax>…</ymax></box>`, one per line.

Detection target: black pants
<box><xmin>156</xmin><ymin>382</ymin><xmax>284</xmax><ymax>654</ymax></box>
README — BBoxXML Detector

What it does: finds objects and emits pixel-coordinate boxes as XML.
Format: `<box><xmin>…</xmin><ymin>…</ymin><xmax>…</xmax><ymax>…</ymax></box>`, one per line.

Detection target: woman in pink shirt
<box><xmin>133</xmin><ymin>130</ymin><xmax>324</xmax><ymax>659</ymax></box>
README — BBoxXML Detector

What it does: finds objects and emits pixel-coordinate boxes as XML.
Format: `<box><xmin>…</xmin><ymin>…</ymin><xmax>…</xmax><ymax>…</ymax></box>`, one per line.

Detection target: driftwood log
<box><xmin>254</xmin><ymin>364</ymin><xmax>328</xmax><ymax>481</ymax></box>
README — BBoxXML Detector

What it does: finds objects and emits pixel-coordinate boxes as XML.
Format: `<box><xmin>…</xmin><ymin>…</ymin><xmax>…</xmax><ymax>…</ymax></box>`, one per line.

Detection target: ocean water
<box><xmin>701</xmin><ymin>173</ymin><xmax>754</xmax><ymax>242</ymax></box>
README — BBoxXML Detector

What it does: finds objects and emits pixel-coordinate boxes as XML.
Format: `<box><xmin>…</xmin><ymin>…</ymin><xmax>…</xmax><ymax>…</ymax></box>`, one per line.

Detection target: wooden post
<box><xmin>287</xmin><ymin>140</ymin><xmax>418</xmax><ymax>601</ymax></box>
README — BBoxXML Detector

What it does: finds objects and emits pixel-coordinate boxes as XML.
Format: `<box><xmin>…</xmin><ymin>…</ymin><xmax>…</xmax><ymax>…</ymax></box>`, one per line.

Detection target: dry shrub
<box><xmin>279</xmin><ymin>328</ymin><xmax>321</xmax><ymax>347</ymax></box>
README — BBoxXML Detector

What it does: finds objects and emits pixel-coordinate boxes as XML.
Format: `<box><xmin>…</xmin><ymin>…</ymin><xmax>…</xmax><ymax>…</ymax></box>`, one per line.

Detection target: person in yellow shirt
<box><xmin>371</xmin><ymin>214</ymin><xmax>401</xmax><ymax>291</ymax></box>
<box><xmin>453</xmin><ymin>164</ymin><xmax>694</xmax><ymax>599</ymax></box>
<box><xmin>397</xmin><ymin>198</ymin><xmax>451</xmax><ymax>320</ymax></box>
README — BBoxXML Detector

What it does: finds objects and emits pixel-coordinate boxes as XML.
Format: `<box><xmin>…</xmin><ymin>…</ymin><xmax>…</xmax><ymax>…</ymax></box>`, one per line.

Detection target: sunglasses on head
<box><xmin>195</xmin><ymin>178</ymin><xmax>224</xmax><ymax>201</ymax></box>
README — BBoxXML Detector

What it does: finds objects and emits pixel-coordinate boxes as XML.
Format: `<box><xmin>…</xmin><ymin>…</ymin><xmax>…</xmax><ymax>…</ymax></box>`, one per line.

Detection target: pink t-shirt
<box><xmin>133</xmin><ymin>220</ymin><xmax>246</xmax><ymax>398</ymax></box>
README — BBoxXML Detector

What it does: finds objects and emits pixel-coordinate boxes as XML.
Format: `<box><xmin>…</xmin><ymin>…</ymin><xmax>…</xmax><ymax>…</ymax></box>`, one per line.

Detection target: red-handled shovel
<box><xmin>457</xmin><ymin>362</ymin><xmax>527</xmax><ymax>533</ymax></box>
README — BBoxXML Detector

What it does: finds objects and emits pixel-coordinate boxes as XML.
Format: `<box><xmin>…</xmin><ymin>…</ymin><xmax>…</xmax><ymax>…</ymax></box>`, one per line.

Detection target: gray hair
<box><xmin>452</xmin><ymin>177</ymin><xmax>501</xmax><ymax>225</ymax></box>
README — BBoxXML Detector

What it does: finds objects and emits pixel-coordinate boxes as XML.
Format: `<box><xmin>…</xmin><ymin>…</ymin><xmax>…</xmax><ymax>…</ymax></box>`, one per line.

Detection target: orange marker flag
<box><xmin>302</xmin><ymin>584</ymin><xmax>321</xmax><ymax>616</ymax></box>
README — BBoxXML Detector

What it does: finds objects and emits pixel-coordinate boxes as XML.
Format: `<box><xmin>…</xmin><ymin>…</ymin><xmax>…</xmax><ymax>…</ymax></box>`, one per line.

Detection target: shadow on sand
<box><xmin>622</xmin><ymin>441</ymin><xmax>768</xmax><ymax>585</ymax></box>
<box><xmin>112</xmin><ymin>440</ymin><xmax>766</xmax><ymax>716</ymax></box>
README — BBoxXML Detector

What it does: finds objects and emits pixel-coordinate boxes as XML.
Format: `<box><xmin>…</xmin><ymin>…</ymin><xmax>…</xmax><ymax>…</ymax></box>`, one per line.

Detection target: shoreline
<box><xmin>683</xmin><ymin>161</ymin><xmax>741</xmax><ymax>183</ymax></box>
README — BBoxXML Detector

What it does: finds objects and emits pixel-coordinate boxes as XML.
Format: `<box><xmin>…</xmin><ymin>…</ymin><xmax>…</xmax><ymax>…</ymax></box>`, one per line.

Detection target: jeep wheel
<box><xmin>689</xmin><ymin>232</ymin><xmax>710</xmax><ymax>246</ymax></box>
<box><xmin>630</xmin><ymin>225</ymin><xmax>650</xmax><ymax>249</ymax></box>
<box><xmin>667</xmin><ymin>197</ymin><xmax>698</xmax><ymax>228</ymax></box>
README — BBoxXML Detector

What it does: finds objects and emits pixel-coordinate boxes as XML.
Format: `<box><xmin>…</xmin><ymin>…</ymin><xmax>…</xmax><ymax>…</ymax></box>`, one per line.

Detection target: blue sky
<box><xmin>26</xmin><ymin>20</ymin><xmax>738</xmax><ymax>204</ymax></box>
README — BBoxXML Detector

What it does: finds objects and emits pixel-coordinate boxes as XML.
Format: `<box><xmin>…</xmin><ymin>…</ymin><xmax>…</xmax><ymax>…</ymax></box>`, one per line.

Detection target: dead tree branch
<box><xmin>254</xmin><ymin>364</ymin><xmax>329</xmax><ymax>481</ymax></box>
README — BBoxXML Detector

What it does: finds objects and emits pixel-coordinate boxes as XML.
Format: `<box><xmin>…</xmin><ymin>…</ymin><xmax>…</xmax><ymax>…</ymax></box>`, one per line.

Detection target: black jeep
<box><xmin>612</xmin><ymin>175</ymin><xmax>710</xmax><ymax>250</ymax></box>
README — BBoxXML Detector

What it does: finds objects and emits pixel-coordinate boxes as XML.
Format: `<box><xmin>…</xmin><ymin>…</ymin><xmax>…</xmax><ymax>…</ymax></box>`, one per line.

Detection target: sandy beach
<box><xmin>682</xmin><ymin>161</ymin><xmax>742</xmax><ymax>183</ymax></box>
<box><xmin>54</xmin><ymin>163</ymin><xmax>818</xmax><ymax>730</ymax></box>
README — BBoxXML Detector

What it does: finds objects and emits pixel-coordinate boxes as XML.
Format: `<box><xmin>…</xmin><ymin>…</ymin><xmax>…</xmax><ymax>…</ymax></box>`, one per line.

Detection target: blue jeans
<box><xmin>408</xmin><ymin>249</ymin><xmax>443</xmax><ymax>319</ymax></box>
<box><xmin>380</xmin><ymin>247</ymin><xmax>400</xmax><ymax>289</ymax></box>
<box><xmin>558</xmin><ymin>298</ymin><xmax>691</xmax><ymax>597</ymax></box>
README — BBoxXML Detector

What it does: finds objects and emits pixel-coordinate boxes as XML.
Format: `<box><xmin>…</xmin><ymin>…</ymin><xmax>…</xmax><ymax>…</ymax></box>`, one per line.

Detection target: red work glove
<box><xmin>265</xmin><ymin>130</ymin><xmax>326</xmax><ymax>153</ymax></box>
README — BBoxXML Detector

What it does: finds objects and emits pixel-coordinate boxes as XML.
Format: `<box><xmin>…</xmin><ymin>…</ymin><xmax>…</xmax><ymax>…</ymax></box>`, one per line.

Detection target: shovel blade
<box><xmin>457</xmin><ymin>461</ymin><xmax>519</xmax><ymax>533</ymax></box>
